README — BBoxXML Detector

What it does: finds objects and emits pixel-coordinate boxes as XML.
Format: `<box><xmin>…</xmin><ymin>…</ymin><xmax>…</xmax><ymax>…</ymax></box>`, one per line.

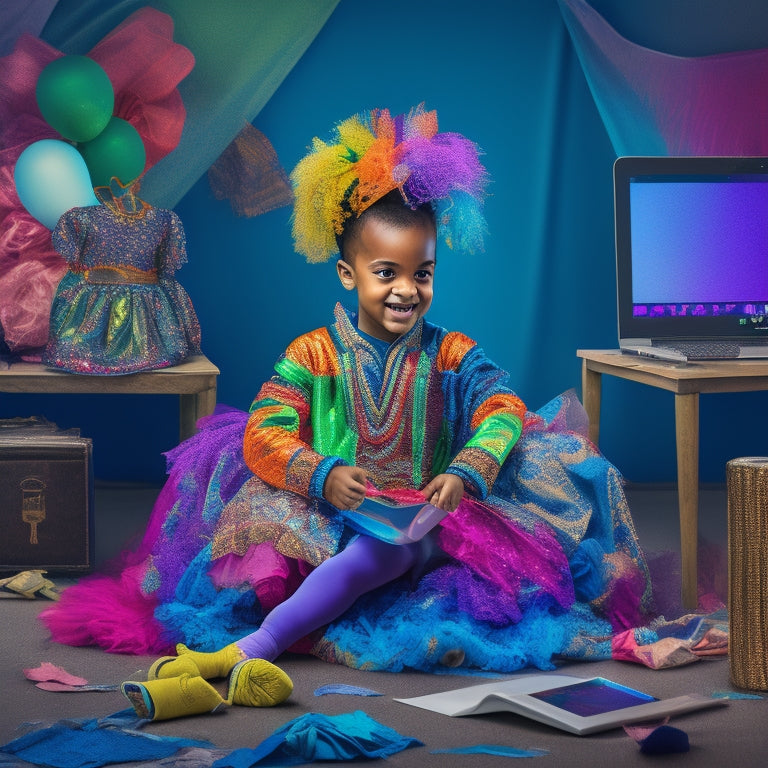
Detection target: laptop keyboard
<box><xmin>656</xmin><ymin>341</ymin><xmax>757</xmax><ymax>360</ymax></box>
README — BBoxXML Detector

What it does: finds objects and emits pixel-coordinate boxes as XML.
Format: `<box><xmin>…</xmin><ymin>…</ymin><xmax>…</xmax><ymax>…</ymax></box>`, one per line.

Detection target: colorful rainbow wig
<box><xmin>290</xmin><ymin>104</ymin><xmax>489</xmax><ymax>263</ymax></box>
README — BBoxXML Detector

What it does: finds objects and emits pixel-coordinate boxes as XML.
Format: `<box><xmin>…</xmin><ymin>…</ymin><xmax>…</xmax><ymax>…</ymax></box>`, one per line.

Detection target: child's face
<box><xmin>336</xmin><ymin>216</ymin><xmax>436</xmax><ymax>342</ymax></box>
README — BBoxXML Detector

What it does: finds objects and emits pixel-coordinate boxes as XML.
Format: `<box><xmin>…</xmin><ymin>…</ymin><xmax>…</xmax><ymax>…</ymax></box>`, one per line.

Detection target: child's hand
<box><xmin>420</xmin><ymin>473</ymin><xmax>464</xmax><ymax>512</ymax></box>
<box><xmin>323</xmin><ymin>465</ymin><xmax>368</xmax><ymax>510</ymax></box>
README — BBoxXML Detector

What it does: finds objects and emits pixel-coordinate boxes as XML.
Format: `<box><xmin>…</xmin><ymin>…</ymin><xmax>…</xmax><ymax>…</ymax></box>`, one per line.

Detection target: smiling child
<box><xmin>42</xmin><ymin>106</ymin><xmax>651</xmax><ymax>699</ymax></box>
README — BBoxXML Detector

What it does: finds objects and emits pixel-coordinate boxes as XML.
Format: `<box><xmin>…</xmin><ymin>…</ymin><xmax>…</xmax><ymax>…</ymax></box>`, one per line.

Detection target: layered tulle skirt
<box><xmin>41</xmin><ymin>392</ymin><xmax>652</xmax><ymax>673</ymax></box>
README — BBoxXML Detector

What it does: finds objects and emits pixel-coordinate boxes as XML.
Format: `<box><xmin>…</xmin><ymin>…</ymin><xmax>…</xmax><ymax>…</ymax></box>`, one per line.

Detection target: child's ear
<box><xmin>336</xmin><ymin>259</ymin><xmax>356</xmax><ymax>291</ymax></box>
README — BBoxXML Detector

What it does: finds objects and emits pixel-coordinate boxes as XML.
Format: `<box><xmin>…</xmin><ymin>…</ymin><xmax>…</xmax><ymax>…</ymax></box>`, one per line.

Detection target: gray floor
<box><xmin>2</xmin><ymin>482</ymin><xmax>766</xmax><ymax>768</ymax></box>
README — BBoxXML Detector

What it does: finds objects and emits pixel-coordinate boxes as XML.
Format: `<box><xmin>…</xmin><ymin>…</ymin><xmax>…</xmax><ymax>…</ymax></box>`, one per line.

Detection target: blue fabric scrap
<box><xmin>0</xmin><ymin>709</ymin><xmax>213</xmax><ymax>768</ymax></box>
<box><xmin>711</xmin><ymin>690</ymin><xmax>764</xmax><ymax>700</ymax></box>
<box><xmin>313</xmin><ymin>684</ymin><xmax>382</xmax><ymax>697</ymax></box>
<box><xmin>431</xmin><ymin>744</ymin><xmax>548</xmax><ymax>757</ymax></box>
<box><xmin>211</xmin><ymin>711</ymin><xmax>422</xmax><ymax>767</ymax></box>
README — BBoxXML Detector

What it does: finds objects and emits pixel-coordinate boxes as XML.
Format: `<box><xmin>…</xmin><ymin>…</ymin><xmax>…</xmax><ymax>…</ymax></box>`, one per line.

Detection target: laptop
<box><xmin>614</xmin><ymin>155</ymin><xmax>768</xmax><ymax>362</ymax></box>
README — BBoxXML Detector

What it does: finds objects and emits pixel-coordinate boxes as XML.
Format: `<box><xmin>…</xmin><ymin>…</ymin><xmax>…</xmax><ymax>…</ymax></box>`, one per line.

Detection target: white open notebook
<box><xmin>396</xmin><ymin>673</ymin><xmax>727</xmax><ymax>736</ymax></box>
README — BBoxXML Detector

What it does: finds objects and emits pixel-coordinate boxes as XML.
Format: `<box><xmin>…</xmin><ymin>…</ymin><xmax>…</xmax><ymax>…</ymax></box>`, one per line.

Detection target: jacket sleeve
<box><xmin>437</xmin><ymin>332</ymin><xmax>526</xmax><ymax>499</ymax></box>
<box><xmin>242</xmin><ymin>330</ymin><xmax>346</xmax><ymax>499</ymax></box>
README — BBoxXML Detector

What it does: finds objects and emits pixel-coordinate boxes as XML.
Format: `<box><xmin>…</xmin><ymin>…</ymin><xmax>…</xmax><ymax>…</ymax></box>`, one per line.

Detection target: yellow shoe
<box><xmin>226</xmin><ymin>658</ymin><xmax>293</xmax><ymax>707</ymax></box>
<box><xmin>121</xmin><ymin>673</ymin><xmax>228</xmax><ymax>721</ymax></box>
<box><xmin>148</xmin><ymin>642</ymin><xmax>246</xmax><ymax>680</ymax></box>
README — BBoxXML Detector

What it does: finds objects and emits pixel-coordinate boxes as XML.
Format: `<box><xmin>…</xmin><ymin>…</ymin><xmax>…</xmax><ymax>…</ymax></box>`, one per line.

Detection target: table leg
<box><xmin>179</xmin><ymin>386</ymin><xmax>217</xmax><ymax>442</ymax></box>
<box><xmin>581</xmin><ymin>360</ymin><xmax>602</xmax><ymax>446</ymax></box>
<box><xmin>674</xmin><ymin>392</ymin><xmax>700</xmax><ymax>609</ymax></box>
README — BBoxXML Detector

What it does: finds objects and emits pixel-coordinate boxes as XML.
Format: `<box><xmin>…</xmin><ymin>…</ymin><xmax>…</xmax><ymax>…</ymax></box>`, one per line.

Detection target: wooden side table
<box><xmin>0</xmin><ymin>354</ymin><xmax>219</xmax><ymax>442</ymax></box>
<box><xmin>577</xmin><ymin>349</ymin><xmax>768</xmax><ymax>608</ymax></box>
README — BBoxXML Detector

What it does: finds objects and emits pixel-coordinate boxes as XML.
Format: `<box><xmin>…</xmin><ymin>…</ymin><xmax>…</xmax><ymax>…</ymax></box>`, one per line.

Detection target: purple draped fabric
<box><xmin>558</xmin><ymin>0</ymin><xmax>768</xmax><ymax>156</ymax></box>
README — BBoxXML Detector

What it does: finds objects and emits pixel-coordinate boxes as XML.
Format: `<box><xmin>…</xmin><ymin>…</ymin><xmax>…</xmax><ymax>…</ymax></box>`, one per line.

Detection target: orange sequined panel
<box><xmin>436</xmin><ymin>331</ymin><xmax>476</xmax><ymax>372</ymax></box>
<box><xmin>243</xmin><ymin>407</ymin><xmax>321</xmax><ymax>492</ymax></box>
<box><xmin>471</xmin><ymin>392</ymin><xmax>526</xmax><ymax>431</ymax></box>
<box><xmin>285</xmin><ymin>328</ymin><xmax>340</xmax><ymax>377</ymax></box>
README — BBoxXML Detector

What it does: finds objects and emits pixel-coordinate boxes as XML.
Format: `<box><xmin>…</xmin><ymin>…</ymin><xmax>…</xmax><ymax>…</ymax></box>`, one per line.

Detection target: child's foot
<box><xmin>148</xmin><ymin>642</ymin><xmax>247</xmax><ymax>680</ymax></box>
<box><xmin>121</xmin><ymin>674</ymin><xmax>228</xmax><ymax>721</ymax></box>
<box><xmin>227</xmin><ymin>658</ymin><xmax>293</xmax><ymax>707</ymax></box>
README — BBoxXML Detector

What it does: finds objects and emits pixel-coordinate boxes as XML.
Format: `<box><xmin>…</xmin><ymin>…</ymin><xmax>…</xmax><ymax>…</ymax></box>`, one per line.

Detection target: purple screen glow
<box><xmin>630</xmin><ymin>180</ymin><xmax>768</xmax><ymax>317</ymax></box>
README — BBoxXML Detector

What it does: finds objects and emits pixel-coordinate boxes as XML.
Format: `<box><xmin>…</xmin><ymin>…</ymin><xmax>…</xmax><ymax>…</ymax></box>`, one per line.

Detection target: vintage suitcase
<box><xmin>0</xmin><ymin>418</ymin><xmax>94</xmax><ymax>573</ymax></box>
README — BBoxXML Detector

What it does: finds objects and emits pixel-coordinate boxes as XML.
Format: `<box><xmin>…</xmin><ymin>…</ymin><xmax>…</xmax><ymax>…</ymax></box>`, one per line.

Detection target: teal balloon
<box><xmin>14</xmin><ymin>139</ymin><xmax>99</xmax><ymax>229</ymax></box>
<box><xmin>36</xmin><ymin>55</ymin><xmax>114</xmax><ymax>142</ymax></box>
<box><xmin>78</xmin><ymin>117</ymin><xmax>146</xmax><ymax>187</ymax></box>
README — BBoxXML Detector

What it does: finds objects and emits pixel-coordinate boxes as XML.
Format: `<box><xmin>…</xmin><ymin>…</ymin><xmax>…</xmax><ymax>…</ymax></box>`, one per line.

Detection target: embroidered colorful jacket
<box><xmin>243</xmin><ymin>304</ymin><xmax>526</xmax><ymax>502</ymax></box>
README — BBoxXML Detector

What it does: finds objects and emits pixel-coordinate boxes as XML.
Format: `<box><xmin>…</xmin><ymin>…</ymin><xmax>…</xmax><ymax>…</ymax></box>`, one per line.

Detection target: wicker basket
<box><xmin>727</xmin><ymin>457</ymin><xmax>768</xmax><ymax>690</ymax></box>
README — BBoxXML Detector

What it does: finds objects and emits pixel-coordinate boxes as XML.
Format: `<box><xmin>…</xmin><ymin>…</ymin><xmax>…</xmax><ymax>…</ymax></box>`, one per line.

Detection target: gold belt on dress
<box><xmin>82</xmin><ymin>265</ymin><xmax>159</xmax><ymax>284</ymax></box>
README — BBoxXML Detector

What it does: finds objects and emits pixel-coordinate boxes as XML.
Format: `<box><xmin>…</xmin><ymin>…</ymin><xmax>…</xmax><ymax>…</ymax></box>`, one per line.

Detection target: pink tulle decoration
<box><xmin>0</xmin><ymin>8</ymin><xmax>193</xmax><ymax>355</ymax></box>
<box><xmin>0</xmin><ymin>161</ymin><xmax>64</xmax><ymax>354</ymax></box>
<box><xmin>0</xmin><ymin>36</ymin><xmax>59</xmax><ymax>153</ymax></box>
<box><xmin>40</xmin><ymin>556</ymin><xmax>167</xmax><ymax>655</ymax></box>
<box><xmin>87</xmin><ymin>9</ymin><xmax>194</xmax><ymax>169</ymax></box>
<box><xmin>0</xmin><ymin>256</ymin><xmax>66</xmax><ymax>352</ymax></box>
<box><xmin>209</xmin><ymin>542</ymin><xmax>313</xmax><ymax>613</ymax></box>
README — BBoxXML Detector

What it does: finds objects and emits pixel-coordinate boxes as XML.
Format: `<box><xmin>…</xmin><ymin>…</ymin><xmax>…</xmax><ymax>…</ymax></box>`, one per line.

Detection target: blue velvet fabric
<box><xmin>211</xmin><ymin>711</ymin><xmax>422</xmax><ymax>767</ymax></box>
<box><xmin>0</xmin><ymin>710</ymin><xmax>212</xmax><ymax>768</ymax></box>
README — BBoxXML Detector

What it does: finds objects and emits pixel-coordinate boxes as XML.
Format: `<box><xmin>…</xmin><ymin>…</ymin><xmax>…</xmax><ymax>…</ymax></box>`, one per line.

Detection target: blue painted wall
<box><xmin>5</xmin><ymin>0</ymin><xmax>767</xmax><ymax>485</ymax></box>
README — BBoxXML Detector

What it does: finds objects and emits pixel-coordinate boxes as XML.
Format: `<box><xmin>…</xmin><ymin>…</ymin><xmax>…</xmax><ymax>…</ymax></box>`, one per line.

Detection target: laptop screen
<box><xmin>614</xmin><ymin>156</ymin><xmax>768</xmax><ymax>342</ymax></box>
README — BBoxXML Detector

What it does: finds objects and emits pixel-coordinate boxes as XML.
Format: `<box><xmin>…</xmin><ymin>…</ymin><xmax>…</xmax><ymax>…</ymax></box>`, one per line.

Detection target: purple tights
<box><xmin>236</xmin><ymin>534</ymin><xmax>420</xmax><ymax>661</ymax></box>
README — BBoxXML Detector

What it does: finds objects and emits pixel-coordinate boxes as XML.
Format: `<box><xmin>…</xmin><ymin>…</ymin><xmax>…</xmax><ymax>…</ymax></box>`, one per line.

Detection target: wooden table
<box><xmin>578</xmin><ymin>349</ymin><xmax>768</xmax><ymax>608</ymax></box>
<box><xmin>0</xmin><ymin>354</ymin><xmax>219</xmax><ymax>442</ymax></box>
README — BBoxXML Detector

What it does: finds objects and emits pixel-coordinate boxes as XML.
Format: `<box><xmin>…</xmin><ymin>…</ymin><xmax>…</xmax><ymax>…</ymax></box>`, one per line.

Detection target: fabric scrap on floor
<box><xmin>611</xmin><ymin>610</ymin><xmax>728</xmax><ymax>669</ymax></box>
<box><xmin>0</xmin><ymin>709</ymin><xmax>213</xmax><ymax>768</ymax></box>
<box><xmin>0</xmin><ymin>571</ymin><xmax>59</xmax><ymax>600</ymax></box>
<box><xmin>430</xmin><ymin>744</ymin><xmax>548</xmax><ymax>757</ymax></box>
<box><xmin>624</xmin><ymin>721</ymin><xmax>689</xmax><ymax>755</ymax></box>
<box><xmin>313</xmin><ymin>684</ymin><xmax>382</xmax><ymax>697</ymax></box>
<box><xmin>711</xmin><ymin>690</ymin><xmax>764</xmax><ymax>700</ymax></box>
<box><xmin>22</xmin><ymin>663</ymin><xmax>119</xmax><ymax>692</ymax></box>
<box><xmin>24</xmin><ymin>663</ymin><xmax>89</xmax><ymax>687</ymax></box>
<box><xmin>155</xmin><ymin>746</ymin><xmax>231</xmax><ymax>767</ymax></box>
<box><xmin>211</xmin><ymin>710</ymin><xmax>422</xmax><ymax>767</ymax></box>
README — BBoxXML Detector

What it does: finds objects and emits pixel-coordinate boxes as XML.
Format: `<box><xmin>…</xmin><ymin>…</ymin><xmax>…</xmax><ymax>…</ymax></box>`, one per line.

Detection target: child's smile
<box><xmin>386</xmin><ymin>302</ymin><xmax>416</xmax><ymax>316</ymax></box>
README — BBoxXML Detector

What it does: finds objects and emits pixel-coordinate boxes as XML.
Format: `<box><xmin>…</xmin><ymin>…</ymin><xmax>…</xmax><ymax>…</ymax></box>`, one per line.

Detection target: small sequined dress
<box><xmin>42</xmin><ymin>203</ymin><xmax>201</xmax><ymax>375</ymax></box>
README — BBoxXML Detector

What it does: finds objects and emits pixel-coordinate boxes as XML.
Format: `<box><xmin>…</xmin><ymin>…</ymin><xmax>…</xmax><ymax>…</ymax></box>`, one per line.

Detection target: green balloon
<box><xmin>78</xmin><ymin>117</ymin><xmax>147</xmax><ymax>187</ymax></box>
<box><xmin>36</xmin><ymin>55</ymin><xmax>114</xmax><ymax>142</ymax></box>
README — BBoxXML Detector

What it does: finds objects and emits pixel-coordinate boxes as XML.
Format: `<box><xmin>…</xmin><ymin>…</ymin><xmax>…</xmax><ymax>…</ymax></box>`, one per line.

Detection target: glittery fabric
<box><xmin>212</xmin><ymin>476</ymin><xmax>345</xmax><ymax>567</ymax></box>
<box><xmin>42</xmin><ymin>204</ymin><xmax>201</xmax><ymax>374</ymax></box>
<box><xmin>41</xmin><ymin>307</ymin><xmax>652</xmax><ymax>672</ymax></box>
<box><xmin>227</xmin><ymin>303</ymin><xmax>527</xmax><ymax>567</ymax></box>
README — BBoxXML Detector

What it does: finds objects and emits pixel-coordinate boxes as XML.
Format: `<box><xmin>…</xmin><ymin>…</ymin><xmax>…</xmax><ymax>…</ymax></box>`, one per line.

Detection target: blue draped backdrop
<box><xmin>3</xmin><ymin>0</ymin><xmax>767</xmax><ymax>485</ymax></box>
